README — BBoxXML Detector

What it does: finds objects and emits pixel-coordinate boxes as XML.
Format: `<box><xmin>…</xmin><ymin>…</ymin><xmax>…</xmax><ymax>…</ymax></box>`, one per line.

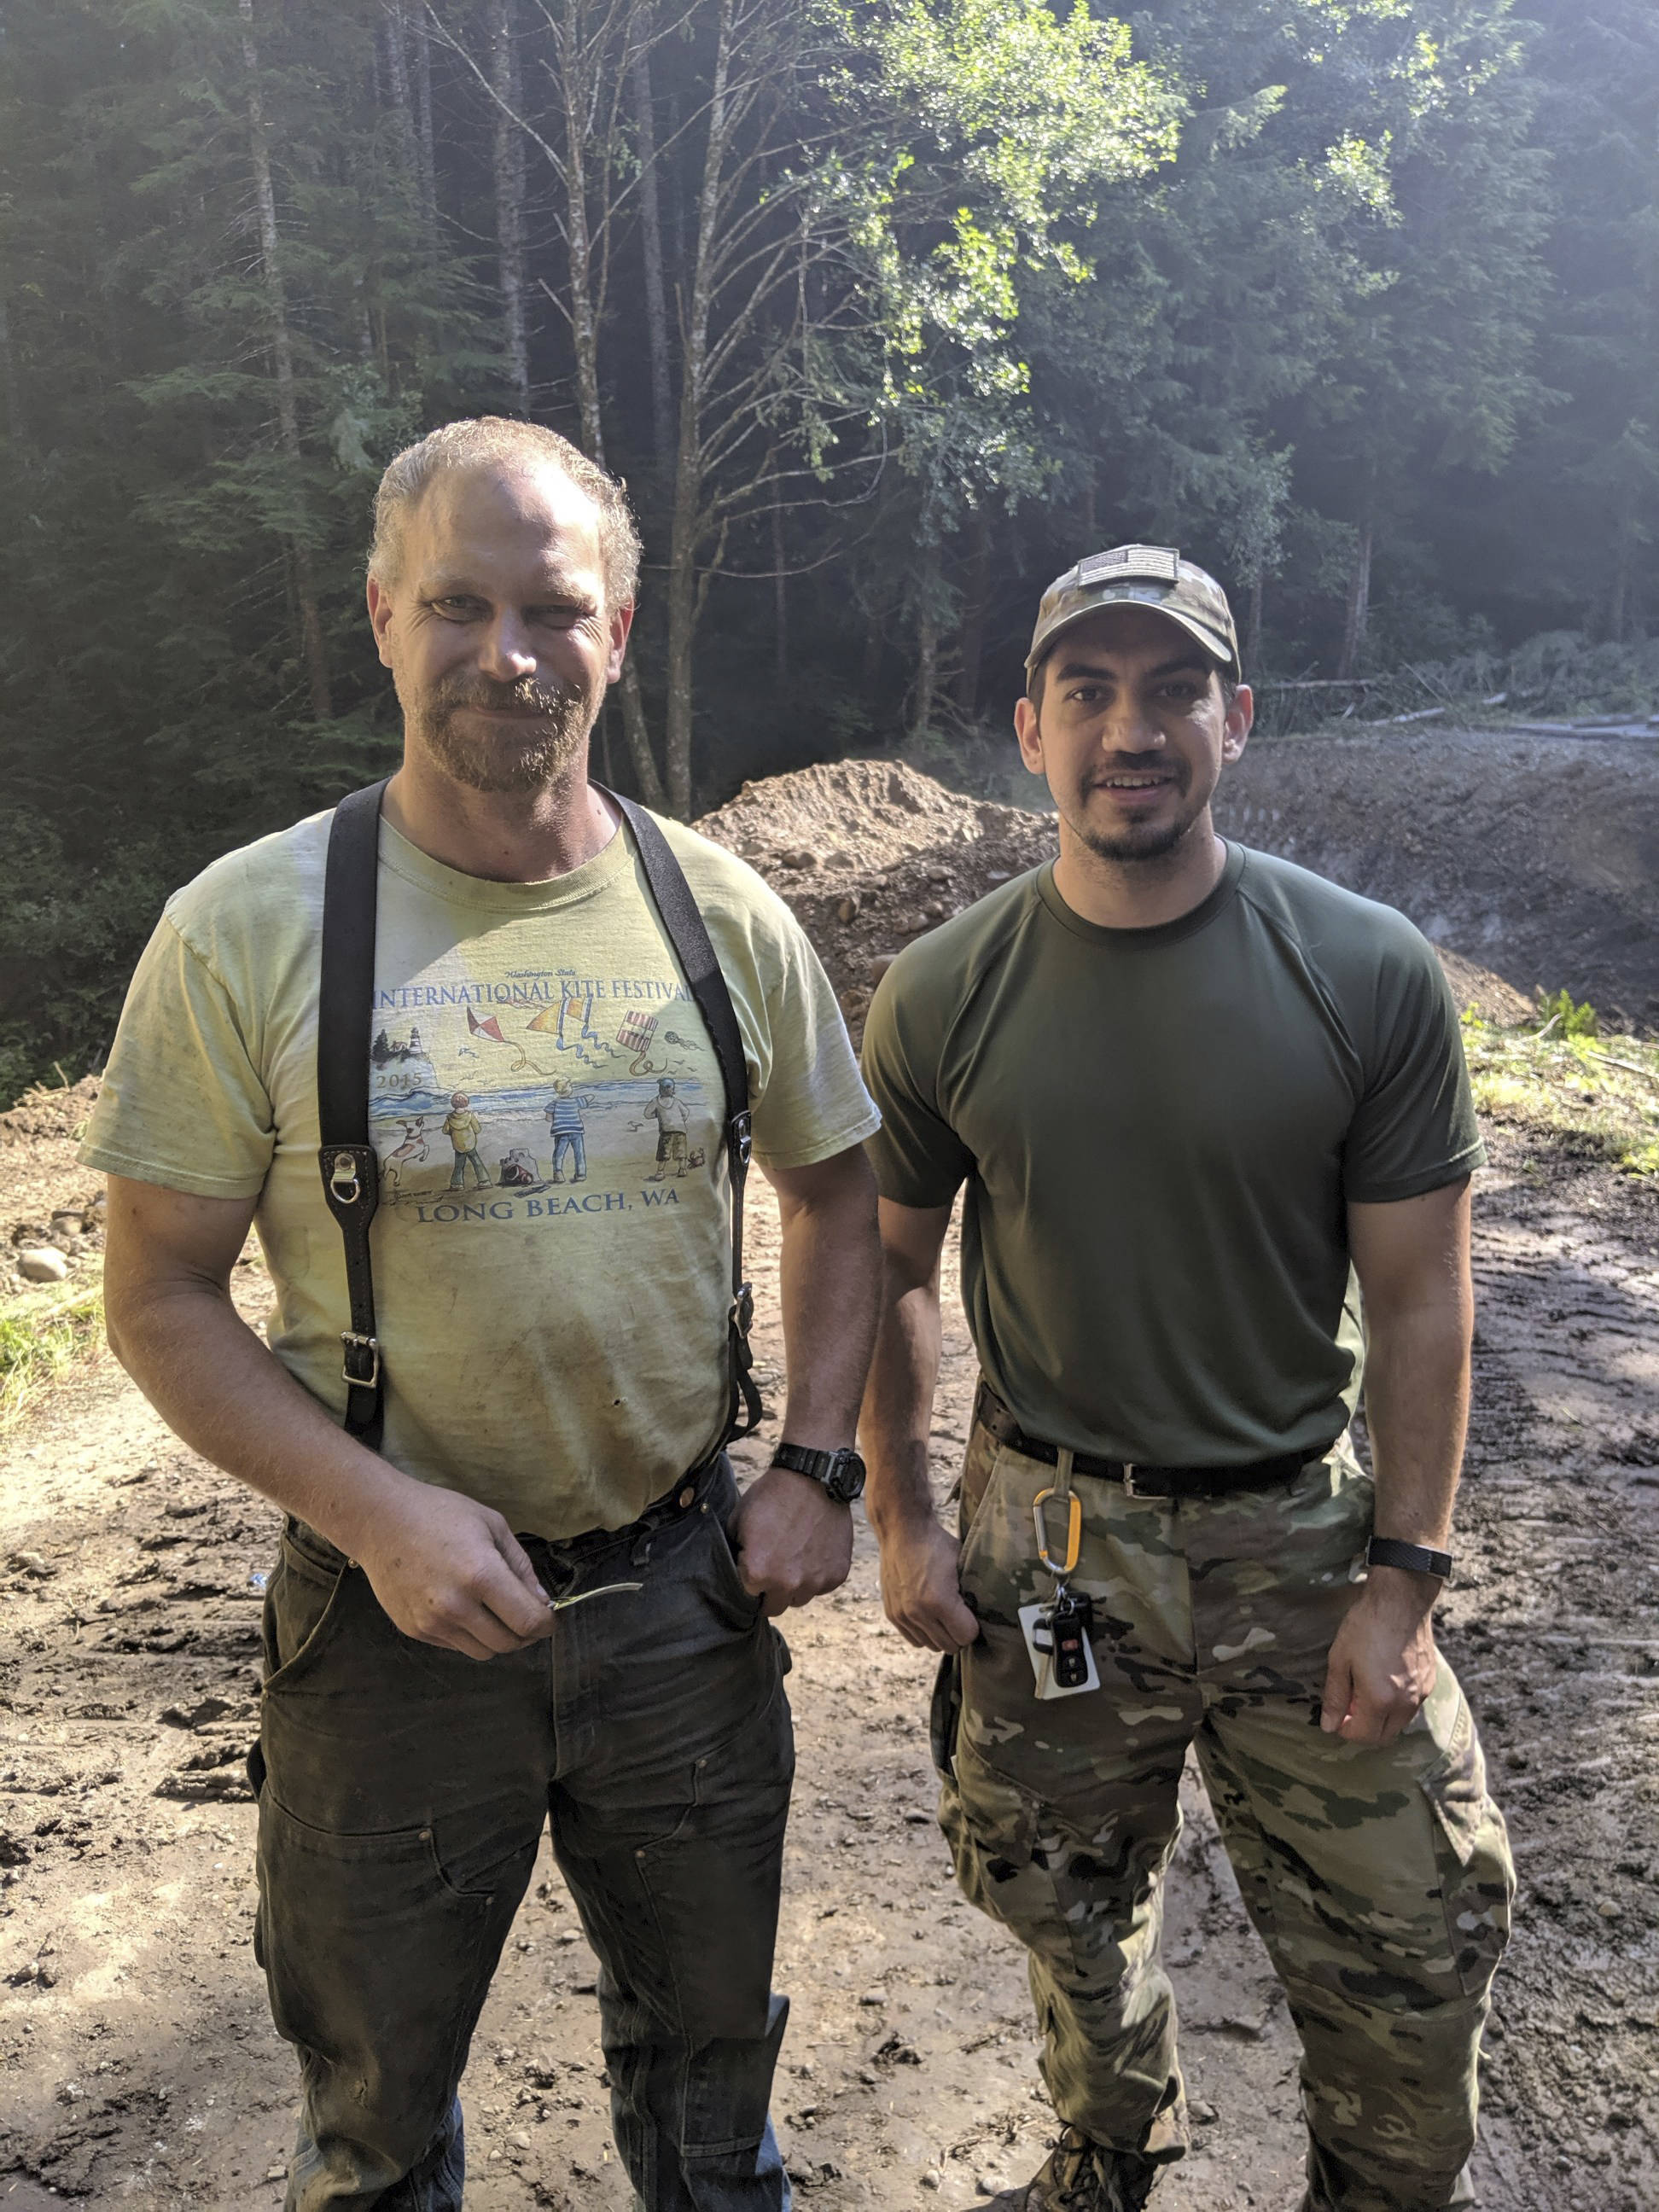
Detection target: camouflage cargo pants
<box><xmin>935</xmin><ymin>1418</ymin><xmax>1513</xmax><ymax>2212</ymax></box>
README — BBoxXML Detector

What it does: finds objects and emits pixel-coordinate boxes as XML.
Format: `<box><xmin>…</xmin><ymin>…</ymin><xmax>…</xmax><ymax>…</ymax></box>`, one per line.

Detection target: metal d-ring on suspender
<box><xmin>315</xmin><ymin>779</ymin><xmax>764</xmax><ymax>1457</ymax></box>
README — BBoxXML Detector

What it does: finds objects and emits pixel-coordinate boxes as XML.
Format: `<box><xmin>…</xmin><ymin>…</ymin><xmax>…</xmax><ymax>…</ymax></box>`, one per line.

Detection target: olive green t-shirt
<box><xmin>861</xmin><ymin>844</ymin><xmax>1484</xmax><ymax>1466</ymax></box>
<box><xmin>82</xmin><ymin>808</ymin><xmax>879</xmax><ymax>1537</ymax></box>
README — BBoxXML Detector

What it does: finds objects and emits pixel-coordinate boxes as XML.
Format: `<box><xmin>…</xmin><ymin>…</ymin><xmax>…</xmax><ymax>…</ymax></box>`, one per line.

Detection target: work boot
<box><xmin>986</xmin><ymin>2128</ymin><xmax>1161</xmax><ymax>2211</ymax></box>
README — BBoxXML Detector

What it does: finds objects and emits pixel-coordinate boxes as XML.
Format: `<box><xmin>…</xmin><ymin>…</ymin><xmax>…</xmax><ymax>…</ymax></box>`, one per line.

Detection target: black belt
<box><xmin>286</xmin><ymin>1455</ymin><xmax>728</xmax><ymax>1582</ymax></box>
<box><xmin>521</xmin><ymin>1451</ymin><xmax>725</xmax><ymax>1568</ymax></box>
<box><xmin>973</xmin><ymin>1382</ymin><xmax>1329</xmax><ymax>1500</ymax></box>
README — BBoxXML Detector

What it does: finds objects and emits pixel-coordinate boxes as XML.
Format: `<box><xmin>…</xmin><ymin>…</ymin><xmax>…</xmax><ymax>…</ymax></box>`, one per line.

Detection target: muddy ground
<box><xmin>3</xmin><ymin>735</ymin><xmax>1658</xmax><ymax>2209</ymax></box>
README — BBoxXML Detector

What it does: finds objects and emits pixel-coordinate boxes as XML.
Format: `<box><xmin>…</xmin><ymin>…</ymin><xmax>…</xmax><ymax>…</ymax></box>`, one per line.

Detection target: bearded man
<box><xmin>859</xmin><ymin>547</ymin><xmax>1513</xmax><ymax>2212</ymax></box>
<box><xmin>83</xmin><ymin>418</ymin><xmax>882</xmax><ymax>2210</ymax></box>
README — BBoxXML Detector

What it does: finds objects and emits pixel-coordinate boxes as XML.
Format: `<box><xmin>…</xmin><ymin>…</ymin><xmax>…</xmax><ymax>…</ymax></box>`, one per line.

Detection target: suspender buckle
<box><xmin>729</xmin><ymin>1111</ymin><xmax>753</xmax><ymax>1170</ymax></box>
<box><xmin>731</xmin><ymin>1283</ymin><xmax>755</xmax><ymax>1340</ymax></box>
<box><xmin>341</xmin><ymin>1332</ymin><xmax>381</xmax><ymax>1388</ymax></box>
<box><xmin>329</xmin><ymin>1150</ymin><xmax>363</xmax><ymax>1206</ymax></box>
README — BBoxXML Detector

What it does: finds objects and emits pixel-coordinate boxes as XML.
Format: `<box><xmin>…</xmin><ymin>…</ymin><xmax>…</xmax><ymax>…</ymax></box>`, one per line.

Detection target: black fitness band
<box><xmin>1367</xmin><ymin>1535</ymin><xmax>1453</xmax><ymax>1582</ymax></box>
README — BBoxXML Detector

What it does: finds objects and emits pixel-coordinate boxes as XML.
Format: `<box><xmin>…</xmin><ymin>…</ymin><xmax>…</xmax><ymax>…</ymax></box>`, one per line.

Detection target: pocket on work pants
<box><xmin>1206</xmin><ymin>1656</ymin><xmax>1513</xmax><ymax>2010</ymax></box>
<box><xmin>929</xmin><ymin>1652</ymin><xmax>963</xmax><ymax>1782</ymax></box>
<box><xmin>255</xmin><ymin>1789</ymin><xmax>507</xmax><ymax>2154</ymax></box>
<box><xmin>1417</xmin><ymin>1675</ymin><xmax>1514</xmax><ymax>1998</ymax></box>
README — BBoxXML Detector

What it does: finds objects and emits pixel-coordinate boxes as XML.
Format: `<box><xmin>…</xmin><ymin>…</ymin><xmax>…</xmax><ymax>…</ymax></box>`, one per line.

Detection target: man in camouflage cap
<box><xmin>859</xmin><ymin>546</ymin><xmax>1512</xmax><ymax>2209</ymax></box>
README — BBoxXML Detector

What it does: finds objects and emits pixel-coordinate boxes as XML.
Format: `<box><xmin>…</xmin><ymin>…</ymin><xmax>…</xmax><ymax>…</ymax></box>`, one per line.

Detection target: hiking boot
<box><xmin>985</xmin><ymin>2128</ymin><xmax>1162</xmax><ymax>2211</ymax></box>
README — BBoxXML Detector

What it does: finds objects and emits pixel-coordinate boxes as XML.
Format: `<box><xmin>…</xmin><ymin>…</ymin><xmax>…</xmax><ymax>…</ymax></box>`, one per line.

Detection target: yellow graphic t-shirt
<box><xmin>82</xmin><ymin>808</ymin><xmax>880</xmax><ymax>1536</ymax></box>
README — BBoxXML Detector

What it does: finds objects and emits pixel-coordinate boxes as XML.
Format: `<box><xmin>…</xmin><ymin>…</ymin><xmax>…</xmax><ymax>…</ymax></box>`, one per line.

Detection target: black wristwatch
<box><xmin>1367</xmin><ymin>1535</ymin><xmax>1453</xmax><ymax>1583</ymax></box>
<box><xmin>771</xmin><ymin>1441</ymin><xmax>866</xmax><ymax>1505</ymax></box>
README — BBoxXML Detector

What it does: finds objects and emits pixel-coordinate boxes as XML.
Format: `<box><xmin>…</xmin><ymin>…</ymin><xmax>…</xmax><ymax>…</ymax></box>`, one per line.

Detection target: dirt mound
<box><xmin>0</xmin><ymin>1079</ymin><xmax>106</xmax><ymax>1288</ymax></box>
<box><xmin>698</xmin><ymin>761</ymin><xmax>1055</xmax><ymax>1037</ymax></box>
<box><xmin>696</xmin><ymin>759</ymin><xmax>1536</xmax><ymax>1041</ymax></box>
<box><xmin>1435</xmin><ymin>951</ymin><xmax>1534</xmax><ymax>1027</ymax></box>
<box><xmin>0</xmin><ymin>1074</ymin><xmax>101</xmax><ymax>1148</ymax></box>
<box><xmin>1214</xmin><ymin>726</ymin><xmax>1659</xmax><ymax>1029</ymax></box>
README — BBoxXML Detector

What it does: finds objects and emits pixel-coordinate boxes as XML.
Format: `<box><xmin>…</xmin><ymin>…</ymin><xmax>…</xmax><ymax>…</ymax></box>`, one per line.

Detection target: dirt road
<box><xmin>3</xmin><ymin>1114</ymin><xmax>1656</xmax><ymax>2209</ymax></box>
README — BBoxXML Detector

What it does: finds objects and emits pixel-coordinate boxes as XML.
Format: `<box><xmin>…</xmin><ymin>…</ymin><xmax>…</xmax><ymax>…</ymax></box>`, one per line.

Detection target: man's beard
<box><xmin>408</xmin><ymin>670</ymin><xmax>602</xmax><ymax>795</ymax></box>
<box><xmin>1065</xmin><ymin>757</ymin><xmax>1200</xmax><ymax>864</ymax></box>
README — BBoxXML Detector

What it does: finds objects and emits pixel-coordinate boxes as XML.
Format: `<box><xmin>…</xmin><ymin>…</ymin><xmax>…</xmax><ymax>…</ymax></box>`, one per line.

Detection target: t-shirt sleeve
<box><xmin>859</xmin><ymin>958</ymin><xmax>974</xmax><ymax>1209</ymax></box>
<box><xmin>1342</xmin><ymin>931</ymin><xmax>1486</xmax><ymax>1203</ymax></box>
<box><xmin>78</xmin><ymin>909</ymin><xmax>276</xmax><ymax>1200</ymax></box>
<box><xmin>745</xmin><ymin>915</ymin><xmax>882</xmax><ymax>1172</ymax></box>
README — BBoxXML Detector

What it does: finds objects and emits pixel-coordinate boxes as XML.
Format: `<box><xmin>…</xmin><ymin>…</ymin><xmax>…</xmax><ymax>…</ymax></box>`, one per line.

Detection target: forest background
<box><xmin>0</xmin><ymin>0</ymin><xmax>1655</xmax><ymax>1104</ymax></box>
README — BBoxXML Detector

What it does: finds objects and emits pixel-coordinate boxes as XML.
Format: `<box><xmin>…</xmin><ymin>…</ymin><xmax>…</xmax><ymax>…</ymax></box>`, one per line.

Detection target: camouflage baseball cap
<box><xmin>1026</xmin><ymin>544</ymin><xmax>1239</xmax><ymax>684</ymax></box>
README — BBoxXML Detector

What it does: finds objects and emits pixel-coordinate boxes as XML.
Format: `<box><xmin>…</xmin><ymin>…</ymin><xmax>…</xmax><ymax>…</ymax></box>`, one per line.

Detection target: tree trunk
<box><xmin>488</xmin><ymin>0</ymin><xmax>531</xmax><ymax>412</ymax></box>
<box><xmin>616</xmin><ymin>661</ymin><xmax>666</xmax><ymax>809</ymax></box>
<box><xmin>381</xmin><ymin>6</ymin><xmax>423</xmax><ymax>200</ymax></box>
<box><xmin>550</xmin><ymin>9</ymin><xmax>665</xmax><ymax>808</ymax></box>
<box><xmin>910</xmin><ymin>542</ymin><xmax>940</xmax><ymax>742</ymax></box>
<box><xmin>772</xmin><ymin>503</ymin><xmax>788</xmax><ymax>700</ymax></box>
<box><xmin>1336</xmin><ymin>520</ymin><xmax>1372</xmax><ymax>680</ymax></box>
<box><xmin>0</xmin><ymin>290</ymin><xmax>24</xmax><ymax>448</ymax></box>
<box><xmin>556</xmin><ymin>23</ymin><xmax>606</xmax><ymax>467</ymax></box>
<box><xmin>1609</xmin><ymin>497</ymin><xmax>1635</xmax><ymax>641</ymax></box>
<box><xmin>663</xmin><ymin>0</ymin><xmax>736</xmax><ymax>818</ymax></box>
<box><xmin>862</xmin><ymin>613</ymin><xmax>882</xmax><ymax>703</ymax></box>
<box><xmin>953</xmin><ymin>508</ymin><xmax>990</xmax><ymax>716</ymax></box>
<box><xmin>631</xmin><ymin>41</ymin><xmax>674</xmax><ymax>463</ymax></box>
<box><xmin>1246</xmin><ymin>576</ymin><xmax>1263</xmax><ymax>673</ymax></box>
<box><xmin>239</xmin><ymin>0</ymin><xmax>332</xmax><ymax>720</ymax></box>
<box><xmin>911</xmin><ymin>610</ymin><xmax>939</xmax><ymax>742</ymax></box>
<box><xmin>412</xmin><ymin>7</ymin><xmax>437</xmax><ymax>226</ymax></box>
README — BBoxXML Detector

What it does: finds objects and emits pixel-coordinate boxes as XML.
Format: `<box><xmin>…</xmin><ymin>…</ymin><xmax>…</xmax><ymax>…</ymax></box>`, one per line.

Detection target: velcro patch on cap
<box><xmin>1078</xmin><ymin>544</ymin><xmax>1180</xmax><ymax>585</ymax></box>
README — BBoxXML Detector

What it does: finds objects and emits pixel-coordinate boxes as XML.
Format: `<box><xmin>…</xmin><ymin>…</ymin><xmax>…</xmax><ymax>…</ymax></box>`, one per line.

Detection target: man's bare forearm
<box><xmin>1362</xmin><ymin>1298</ymin><xmax>1471</xmax><ymax>1553</ymax></box>
<box><xmin>863</xmin><ymin>1266</ymin><xmax>945</xmax><ymax>1535</ymax></box>
<box><xmin>108</xmin><ymin>1277</ymin><xmax>410</xmax><ymax>1557</ymax></box>
<box><xmin>772</xmin><ymin>1152</ymin><xmax>882</xmax><ymax>1447</ymax></box>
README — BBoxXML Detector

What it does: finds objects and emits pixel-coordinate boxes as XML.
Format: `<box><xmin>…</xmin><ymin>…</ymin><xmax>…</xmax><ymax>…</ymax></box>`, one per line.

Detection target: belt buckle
<box><xmin>1122</xmin><ymin>1463</ymin><xmax>1147</xmax><ymax>1499</ymax></box>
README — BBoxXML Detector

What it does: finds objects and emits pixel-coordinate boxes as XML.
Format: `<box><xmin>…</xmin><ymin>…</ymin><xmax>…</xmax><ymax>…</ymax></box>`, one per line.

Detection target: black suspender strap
<box><xmin>602</xmin><ymin>788</ymin><xmax>764</xmax><ymax>1442</ymax></box>
<box><xmin>316</xmin><ymin>780</ymin><xmax>763</xmax><ymax>1457</ymax></box>
<box><xmin>317</xmin><ymin>778</ymin><xmax>389</xmax><ymax>1448</ymax></box>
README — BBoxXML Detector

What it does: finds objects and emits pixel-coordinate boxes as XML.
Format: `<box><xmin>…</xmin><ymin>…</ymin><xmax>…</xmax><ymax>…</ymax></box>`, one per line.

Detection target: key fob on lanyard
<box><xmin>1017</xmin><ymin>1592</ymin><xmax>1101</xmax><ymax>1699</ymax></box>
<box><xmin>1049</xmin><ymin>1591</ymin><xmax>1095</xmax><ymax>1690</ymax></box>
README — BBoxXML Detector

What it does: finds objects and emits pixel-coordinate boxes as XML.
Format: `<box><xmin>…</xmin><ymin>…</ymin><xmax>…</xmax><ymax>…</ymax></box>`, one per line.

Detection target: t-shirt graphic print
<box><xmin>370</xmin><ymin>966</ymin><xmax>715</xmax><ymax>1216</ymax></box>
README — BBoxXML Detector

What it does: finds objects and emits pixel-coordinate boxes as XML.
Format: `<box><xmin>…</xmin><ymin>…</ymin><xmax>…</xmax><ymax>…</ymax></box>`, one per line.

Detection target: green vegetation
<box><xmin>0</xmin><ymin>0</ymin><xmax>1655</xmax><ymax>1098</ymax></box>
<box><xmin>1462</xmin><ymin>1008</ymin><xmax>1659</xmax><ymax>1178</ymax></box>
<box><xmin>0</xmin><ymin>1272</ymin><xmax>106</xmax><ymax>1432</ymax></box>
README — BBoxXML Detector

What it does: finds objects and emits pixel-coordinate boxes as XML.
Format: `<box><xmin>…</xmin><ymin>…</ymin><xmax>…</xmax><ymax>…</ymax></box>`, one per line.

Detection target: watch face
<box><xmin>827</xmin><ymin>1450</ymin><xmax>867</xmax><ymax>1503</ymax></box>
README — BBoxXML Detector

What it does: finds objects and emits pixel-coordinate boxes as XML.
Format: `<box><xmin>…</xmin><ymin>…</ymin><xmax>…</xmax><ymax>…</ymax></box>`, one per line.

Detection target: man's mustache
<box><xmin>1085</xmin><ymin>756</ymin><xmax>1190</xmax><ymax>786</ymax></box>
<box><xmin>431</xmin><ymin>675</ymin><xmax>584</xmax><ymax>717</ymax></box>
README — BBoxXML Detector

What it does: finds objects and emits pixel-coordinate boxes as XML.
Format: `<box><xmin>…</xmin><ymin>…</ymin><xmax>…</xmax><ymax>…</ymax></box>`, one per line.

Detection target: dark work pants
<box><xmin>251</xmin><ymin>1456</ymin><xmax>795</xmax><ymax>2212</ymax></box>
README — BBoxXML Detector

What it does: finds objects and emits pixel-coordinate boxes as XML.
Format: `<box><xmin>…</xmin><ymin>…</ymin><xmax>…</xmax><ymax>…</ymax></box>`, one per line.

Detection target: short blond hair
<box><xmin>369</xmin><ymin>416</ymin><xmax>642</xmax><ymax>606</ymax></box>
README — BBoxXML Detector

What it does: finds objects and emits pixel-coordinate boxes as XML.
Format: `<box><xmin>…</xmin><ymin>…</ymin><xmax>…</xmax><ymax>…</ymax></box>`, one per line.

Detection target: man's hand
<box><xmin>730</xmin><ymin>1465</ymin><xmax>853</xmax><ymax>1615</ymax></box>
<box><xmin>348</xmin><ymin>1477</ymin><xmax>555</xmax><ymax>1661</ymax></box>
<box><xmin>878</xmin><ymin>1512</ymin><xmax>979</xmax><ymax>1652</ymax></box>
<box><xmin>1319</xmin><ymin>1568</ymin><xmax>1440</xmax><ymax>1744</ymax></box>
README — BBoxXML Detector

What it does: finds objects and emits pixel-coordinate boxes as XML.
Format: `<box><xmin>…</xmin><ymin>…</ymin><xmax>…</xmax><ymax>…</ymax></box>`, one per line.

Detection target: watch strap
<box><xmin>1367</xmin><ymin>1535</ymin><xmax>1452</xmax><ymax>1582</ymax></box>
<box><xmin>772</xmin><ymin>1441</ymin><xmax>839</xmax><ymax>1482</ymax></box>
<box><xmin>771</xmin><ymin>1441</ymin><xmax>864</xmax><ymax>1501</ymax></box>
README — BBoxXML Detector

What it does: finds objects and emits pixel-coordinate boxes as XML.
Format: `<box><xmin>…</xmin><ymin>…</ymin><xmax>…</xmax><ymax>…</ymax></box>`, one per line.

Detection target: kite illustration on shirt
<box><xmin>468</xmin><ymin>999</ymin><xmax>554</xmax><ymax>1076</ymax></box>
<box><xmin>527</xmin><ymin>992</ymin><xmax>605</xmax><ymax>1066</ymax></box>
